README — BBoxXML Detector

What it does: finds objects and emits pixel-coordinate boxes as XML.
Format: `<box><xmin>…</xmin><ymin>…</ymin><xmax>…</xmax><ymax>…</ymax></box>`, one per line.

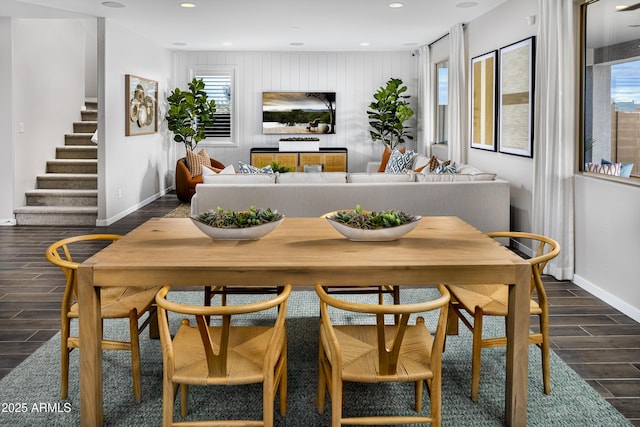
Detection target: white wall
<box><xmin>575</xmin><ymin>177</ymin><xmax>640</xmax><ymax>321</ymax></box>
<box><xmin>12</xmin><ymin>19</ymin><xmax>86</xmax><ymax>212</ymax></box>
<box><xmin>464</xmin><ymin>0</ymin><xmax>538</xmax><ymax>234</ymax></box>
<box><xmin>98</xmin><ymin>19</ymin><xmax>173</xmax><ymax>224</ymax></box>
<box><xmin>0</xmin><ymin>18</ymin><xmax>14</xmax><ymax>225</ymax></box>
<box><xmin>173</xmin><ymin>52</ymin><xmax>419</xmax><ymax>173</ymax></box>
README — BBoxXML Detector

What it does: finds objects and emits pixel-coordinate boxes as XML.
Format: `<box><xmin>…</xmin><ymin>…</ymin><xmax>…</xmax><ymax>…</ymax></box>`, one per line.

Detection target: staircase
<box><xmin>14</xmin><ymin>101</ymin><xmax>98</xmax><ymax>226</ymax></box>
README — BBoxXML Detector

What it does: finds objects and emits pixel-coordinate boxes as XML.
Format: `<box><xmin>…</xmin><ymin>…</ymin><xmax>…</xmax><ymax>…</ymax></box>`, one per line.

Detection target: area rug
<box><xmin>0</xmin><ymin>289</ymin><xmax>631</xmax><ymax>426</ymax></box>
<box><xmin>164</xmin><ymin>203</ymin><xmax>191</xmax><ymax>218</ymax></box>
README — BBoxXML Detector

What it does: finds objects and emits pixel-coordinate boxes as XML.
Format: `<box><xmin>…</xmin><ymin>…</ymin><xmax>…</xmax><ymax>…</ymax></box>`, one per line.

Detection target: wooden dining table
<box><xmin>77</xmin><ymin>216</ymin><xmax>531</xmax><ymax>426</ymax></box>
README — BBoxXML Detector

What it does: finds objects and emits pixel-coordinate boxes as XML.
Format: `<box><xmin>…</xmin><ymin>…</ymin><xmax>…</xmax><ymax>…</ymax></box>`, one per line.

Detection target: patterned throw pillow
<box><xmin>378</xmin><ymin>146</ymin><xmax>406</xmax><ymax>172</ymax></box>
<box><xmin>384</xmin><ymin>149</ymin><xmax>415</xmax><ymax>173</ymax></box>
<box><xmin>586</xmin><ymin>162</ymin><xmax>621</xmax><ymax>176</ymax></box>
<box><xmin>237</xmin><ymin>161</ymin><xmax>274</xmax><ymax>174</ymax></box>
<box><xmin>185</xmin><ymin>149</ymin><xmax>211</xmax><ymax>178</ymax></box>
<box><xmin>427</xmin><ymin>155</ymin><xmax>440</xmax><ymax>172</ymax></box>
<box><xmin>433</xmin><ymin>160</ymin><xmax>456</xmax><ymax>174</ymax></box>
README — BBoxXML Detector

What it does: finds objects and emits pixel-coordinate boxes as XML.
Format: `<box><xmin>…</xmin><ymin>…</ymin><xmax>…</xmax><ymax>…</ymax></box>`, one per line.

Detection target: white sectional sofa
<box><xmin>191</xmin><ymin>169</ymin><xmax>510</xmax><ymax>232</ymax></box>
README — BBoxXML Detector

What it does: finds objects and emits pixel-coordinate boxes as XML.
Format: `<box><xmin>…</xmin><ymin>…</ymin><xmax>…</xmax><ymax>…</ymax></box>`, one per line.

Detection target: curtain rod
<box><xmin>427</xmin><ymin>23</ymin><xmax>466</xmax><ymax>47</ymax></box>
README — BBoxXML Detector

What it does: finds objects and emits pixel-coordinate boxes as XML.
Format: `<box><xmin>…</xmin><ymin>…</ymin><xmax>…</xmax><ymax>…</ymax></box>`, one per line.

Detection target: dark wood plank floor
<box><xmin>0</xmin><ymin>193</ymin><xmax>638</xmax><ymax>425</ymax></box>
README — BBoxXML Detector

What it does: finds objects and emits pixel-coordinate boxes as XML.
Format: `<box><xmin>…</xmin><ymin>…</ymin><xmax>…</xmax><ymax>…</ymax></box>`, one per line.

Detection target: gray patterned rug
<box><xmin>0</xmin><ymin>289</ymin><xmax>631</xmax><ymax>426</ymax></box>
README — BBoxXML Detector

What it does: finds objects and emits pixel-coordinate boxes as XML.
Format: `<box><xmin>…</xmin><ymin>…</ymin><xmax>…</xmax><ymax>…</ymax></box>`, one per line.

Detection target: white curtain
<box><xmin>447</xmin><ymin>23</ymin><xmax>467</xmax><ymax>165</ymax></box>
<box><xmin>417</xmin><ymin>44</ymin><xmax>433</xmax><ymax>156</ymax></box>
<box><xmin>532</xmin><ymin>0</ymin><xmax>577</xmax><ymax>280</ymax></box>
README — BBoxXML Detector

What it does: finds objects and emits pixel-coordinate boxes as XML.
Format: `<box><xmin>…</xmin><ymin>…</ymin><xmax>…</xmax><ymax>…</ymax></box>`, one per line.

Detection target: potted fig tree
<box><xmin>367</xmin><ymin>78</ymin><xmax>414</xmax><ymax>150</ymax></box>
<box><xmin>166</xmin><ymin>77</ymin><xmax>217</xmax><ymax>152</ymax></box>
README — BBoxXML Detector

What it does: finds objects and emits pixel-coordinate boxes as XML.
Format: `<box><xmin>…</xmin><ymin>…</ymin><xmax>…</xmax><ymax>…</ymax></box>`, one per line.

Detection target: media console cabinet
<box><xmin>250</xmin><ymin>147</ymin><xmax>348</xmax><ymax>172</ymax></box>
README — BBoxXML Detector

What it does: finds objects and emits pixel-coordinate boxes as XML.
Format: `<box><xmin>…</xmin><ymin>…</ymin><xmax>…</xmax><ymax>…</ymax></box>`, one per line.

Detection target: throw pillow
<box><xmin>377</xmin><ymin>146</ymin><xmax>406</xmax><ymax>172</ymax></box>
<box><xmin>412</xmin><ymin>154</ymin><xmax>430</xmax><ymax>173</ymax></box>
<box><xmin>433</xmin><ymin>161</ymin><xmax>456</xmax><ymax>174</ymax></box>
<box><xmin>201</xmin><ymin>164</ymin><xmax>234</xmax><ymax>176</ymax></box>
<box><xmin>185</xmin><ymin>149</ymin><xmax>212</xmax><ymax>178</ymax></box>
<box><xmin>384</xmin><ymin>149</ymin><xmax>415</xmax><ymax>173</ymax></box>
<box><xmin>602</xmin><ymin>159</ymin><xmax>633</xmax><ymax>178</ymax></box>
<box><xmin>427</xmin><ymin>155</ymin><xmax>440</xmax><ymax>172</ymax></box>
<box><xmin>586</xmin><ymin>162</ymin><xmax>621</xmax><ymax>176</ymax></box>
<box><xmin>237</xmin><ymin>161</ymin><xmax>274</xmax><ymax>174</ymax></box>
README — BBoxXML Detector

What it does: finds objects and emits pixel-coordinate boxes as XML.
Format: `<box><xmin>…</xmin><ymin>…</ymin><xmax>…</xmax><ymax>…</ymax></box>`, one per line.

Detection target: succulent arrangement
<box><xmin>329</xmin><ymin>205</ymin><xmax>416</xmax><ymax>229</ymax></box>
<box><xmin>195</xmin><ymin>206</ymin><xmax>283</xmax><ymax>228</ymax></box>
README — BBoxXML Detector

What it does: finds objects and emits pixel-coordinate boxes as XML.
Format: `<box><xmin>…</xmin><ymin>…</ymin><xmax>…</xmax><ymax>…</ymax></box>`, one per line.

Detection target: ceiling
<box><xmin>5</xmin><ymin>0</ymin><xmax>509</xmax><ymax>51</ymax></box>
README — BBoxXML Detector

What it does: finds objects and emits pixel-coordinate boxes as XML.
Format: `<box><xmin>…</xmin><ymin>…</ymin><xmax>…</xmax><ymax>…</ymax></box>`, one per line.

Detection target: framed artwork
<box><xmin>262</xmin><ymin>92</ymin><xmax>336</xmax><ymax>134</ymax></box>
<box><xmin>470</xmin><ymin>50</ymin><xmax>497</xmax><ymax>151</ymax></box>
<box><xmin>498</xmin><ymin>36</ymin><xmax>535</xmax><ymax>157</ymax></box>
<box><xmin>125</xmin><ymin>74</ymin><xmax>158</xmax><ymax>136</ymax></box>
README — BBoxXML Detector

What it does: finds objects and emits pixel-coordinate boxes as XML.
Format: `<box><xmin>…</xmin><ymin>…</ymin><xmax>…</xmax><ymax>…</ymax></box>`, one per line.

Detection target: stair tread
<box><xmin>48</xmin><ymin>159</ymin><xmax>97</xmax><ymax>162</ymax></box>
<box><xmin>57</xmin><ymin>145</ymin><xmax>97</xmax><ymax>149</ymax></box>
<box><xmin>26</xmin><ymin>189</ymin><xmax>97</xmax><ymax>195</ymax></box>
<box><xmin>37</xmin><ymin>173</ymin><xmax>98</xmax><ymax>178</ymax></box>
<box><xmin>14</xmin><ymin>206</ymin><xmax>98</xmax><ymax>213</ymax></box>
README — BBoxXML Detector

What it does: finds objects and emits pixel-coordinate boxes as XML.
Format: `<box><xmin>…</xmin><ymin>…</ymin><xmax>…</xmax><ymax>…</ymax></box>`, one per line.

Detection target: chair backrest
<box><xmin>155</xmin><ymin>284</ymin><xmax>292</xmax><ymax>378</ymax></box>
<box><xmin>315</xmin><ymin>283</ymin><xmax>450</xmax><ymax>376</ymax></box>
<box><xmin>45</xmin><ymin>234</ymin><xmax>122</xmax><ymax>311</ymax></box>
<box><xmin>487</xmin><ymin>232</ymin><xmax>560</xmax><ymax>304</ymax></box>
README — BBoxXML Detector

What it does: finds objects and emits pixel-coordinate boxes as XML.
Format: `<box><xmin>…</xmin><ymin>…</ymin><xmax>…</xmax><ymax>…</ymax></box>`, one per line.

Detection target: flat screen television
<box><xmin>262</xmin><ymin>91</ymin><xmax>336</xmax><ymax>134</ymax></box>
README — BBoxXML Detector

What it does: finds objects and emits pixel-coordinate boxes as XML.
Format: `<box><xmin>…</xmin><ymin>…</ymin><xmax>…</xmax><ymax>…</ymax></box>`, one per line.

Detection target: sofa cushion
<box><xmin>416</xmin><ymin>172</ymin><xmax>496</xmax><ymax>182</ymax></box>
<box><xmin>348</xmin><ymin>172</ymin><xmax>414</xmax><ymax>183</ymax></box>
<box><xmin>276</xmin><ymin>172</ymin><xmax>347</xmax><ymax>184</ymax></box>
<box><xmin>202</xmin><ymin>173</ymin><xmax>276</xmax><ymax>184</ymax></box>
<box><xmin>186</xmin><ymin>149</ymin><xmax>212</xmax><ymax>178</ymax></box>
<box><xmin>238</xmin><ymin>161</ymin><xmax>274</xmax><ymax>174</ymax></box>
<box><xmin>385</xmin><ymin>149</ymin><xmax>415</xmax><ymax>173</ymax></box>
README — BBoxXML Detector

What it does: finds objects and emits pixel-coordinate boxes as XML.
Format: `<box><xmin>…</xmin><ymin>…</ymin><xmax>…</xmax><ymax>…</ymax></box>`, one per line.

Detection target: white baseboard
<box><xmin>573</xmin><ymin>274</ymin><xmax>640</xmax><ymax>323</ymax></box>
<box><xmin>0</xmin><ymin>218</ymin><xmax>17</xmax><ymax>226</ymax></box>
<box><xmin>96</xmin><ymin>188</ymin><xmax>172</xmax><ymax>227</ymax></box>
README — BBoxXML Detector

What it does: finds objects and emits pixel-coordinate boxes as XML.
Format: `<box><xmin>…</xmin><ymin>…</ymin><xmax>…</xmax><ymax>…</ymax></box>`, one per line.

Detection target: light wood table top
<box><xmin>77</xmin><ymin>216</ymin><xmax>531</xmax><ymax>426</ymax></box>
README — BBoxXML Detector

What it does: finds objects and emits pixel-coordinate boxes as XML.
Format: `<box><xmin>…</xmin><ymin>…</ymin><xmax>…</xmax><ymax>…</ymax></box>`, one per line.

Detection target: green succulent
<box><xmin>330</xmin><ymin>205</ymin><xmax>416</xmax><ymax>229</ymax></box>
<box><xmin>195</xmin><ymin>206</ymin><xmax>282</xmax><ymax>228</ymax></box>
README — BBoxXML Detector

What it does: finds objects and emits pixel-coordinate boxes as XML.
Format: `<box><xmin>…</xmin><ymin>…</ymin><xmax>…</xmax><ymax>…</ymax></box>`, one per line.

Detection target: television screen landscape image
<box><xmin>262</xmin><ymin>91</ymin><xmax>336</xmax><ymax>134</ymax></box>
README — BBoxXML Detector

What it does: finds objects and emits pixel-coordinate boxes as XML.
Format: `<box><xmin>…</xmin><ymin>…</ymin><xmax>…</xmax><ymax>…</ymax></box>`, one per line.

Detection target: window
<box><xmin>581</xmin><ymin>1</ymin><xmax>639</xmax><ymax>179</ymax></box>
<box><xmin>192</xmin><ymin>66</ymin><xmax>237</xmax><ymax>146</ymax></box>
<box><xmin>435</xmin><ymin>60</ymin><xmax>448</xmax><ymax>144</ymax></box>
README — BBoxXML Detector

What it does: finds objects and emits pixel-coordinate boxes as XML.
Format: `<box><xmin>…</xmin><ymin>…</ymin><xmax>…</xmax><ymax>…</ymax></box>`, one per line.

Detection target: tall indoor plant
<box><xmin>166</xmin><ymin>77</ymin><xmax>216</xmax><ymax>152</ymax></box>
<box><xmin>367</xmin><ymin>78</ymin><xmax>414</xmax><ymax>150</ymax></box>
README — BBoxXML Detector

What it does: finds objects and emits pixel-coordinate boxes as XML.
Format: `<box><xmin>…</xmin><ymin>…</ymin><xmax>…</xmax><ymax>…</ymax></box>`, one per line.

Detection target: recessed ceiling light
<box><xmin>290</xmin><ymin>42</ymin><xmax>304</xmax><ymax>46</ymax></box>
<box><xmin>403</xmin><ymin>42</ymin><xmax>418</xmax><ymax>47</ymax></box>
<box><xmin>172</xmin><ymin>42</ymin><xmax>187</xmax><ymax>46</ymax></box>
<box><xmin>389</xmin><ymin>2</ymin><xmax>404</xmax><ymax>8</ymax></box>
<box><xmin>222</xmin><ymin>42</ymin><xmax>232</xmax><ymax>47</ymax></box>
<box><xmin>101</xmin><ymin>1</ymin><xmax>125</xmax><ymax>8</ymax></box>
<box><xmin>180</xmin><ymin>2</ymin><xmax>197</xmax><ymax>8</ymax></box>
<box><xmin>360</xmin><ymin>42</ymin><xmax>370</xmax><ymax>46</ymax></box>
<box><xmin>456</xmin><ymin>1</ymin><xmax>479</xmax><ymax>7</ymax></box>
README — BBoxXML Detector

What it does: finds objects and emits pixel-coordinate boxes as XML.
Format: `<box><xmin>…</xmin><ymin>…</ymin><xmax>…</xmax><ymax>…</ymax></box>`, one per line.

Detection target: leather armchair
<box><xmin>175</xmin><ymin>157</ymin><xmax>225</xmax><ymax>202</ymax></box>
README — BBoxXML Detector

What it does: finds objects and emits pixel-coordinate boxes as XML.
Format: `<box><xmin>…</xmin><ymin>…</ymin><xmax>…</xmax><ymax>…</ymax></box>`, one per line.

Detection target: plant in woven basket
<box><xmin>195</xmin><ymin>206</ymin><xmax>282</xmax><ymax>228</ymax></box>
<box><xmin>330</xmin><ymin>205</ymin><xmax>416</xmax><ymax>229</ymax></box>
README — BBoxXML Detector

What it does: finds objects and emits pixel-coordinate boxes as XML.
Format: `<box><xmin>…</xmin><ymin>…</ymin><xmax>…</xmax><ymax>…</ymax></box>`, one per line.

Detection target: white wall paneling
<box><xmin>173</xmin><ymin>51</ymin><xmax>419</xmax><ymax>172</ymax></box>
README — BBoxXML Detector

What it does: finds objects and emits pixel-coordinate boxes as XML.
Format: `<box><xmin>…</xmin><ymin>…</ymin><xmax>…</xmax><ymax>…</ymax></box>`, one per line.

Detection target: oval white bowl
<box><xmin>190</xmin><ymin>216</ymin><xmax>284</xmax><ymax>240</ymax></box>
<box><xmin>325</xmin><ymin>216</ymin><xmax>421</xmax><ymax>241</ymax></box>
